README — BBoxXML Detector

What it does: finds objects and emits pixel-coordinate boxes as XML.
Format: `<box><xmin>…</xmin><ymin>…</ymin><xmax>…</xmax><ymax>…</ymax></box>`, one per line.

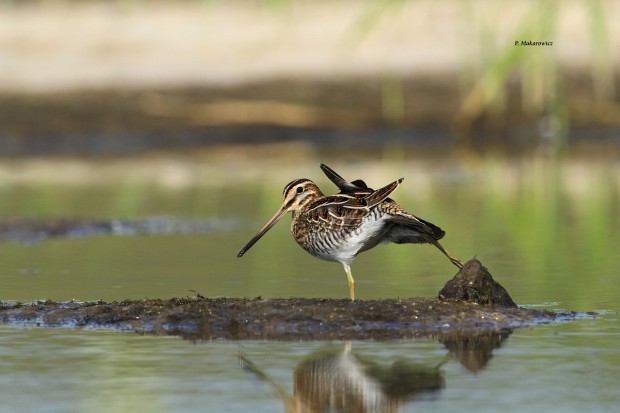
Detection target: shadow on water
<box><xmin>239</xmin><ymin>329</ymin><xmax>511</xmax><ymax>412</ymax></box>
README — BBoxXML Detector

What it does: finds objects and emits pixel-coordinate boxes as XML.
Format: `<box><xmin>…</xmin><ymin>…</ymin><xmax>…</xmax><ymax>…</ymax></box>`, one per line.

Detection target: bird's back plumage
<box><xmin>287</xmin><ymin>166</ymin><xmax>447</xmax><ymax>266</ymax></box>
<box><xmin>237</xmin><ymin>164</ymin><xmax>462</xmax><ymax>300</ymax></box>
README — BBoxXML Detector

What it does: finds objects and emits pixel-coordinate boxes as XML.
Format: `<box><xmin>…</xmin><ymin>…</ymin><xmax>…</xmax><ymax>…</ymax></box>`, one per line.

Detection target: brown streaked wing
<box><xmin>306</xmin><ymin>194</ymin><xmax>356</xmax><ymax>211</ymax></box>
<box><xmin>340</xmin><ymin>178</ymin><xmax>404</xmax><ymax>209</ymax></box>
<box><xmin>302</xmin><ymin>193</ymin><xmax>371</xmax><ymax>230</ymax></box>
<box><xmin>304</xmin><ymin>203</ymin><xmax>367</xmax><ymax>231</ymax></box>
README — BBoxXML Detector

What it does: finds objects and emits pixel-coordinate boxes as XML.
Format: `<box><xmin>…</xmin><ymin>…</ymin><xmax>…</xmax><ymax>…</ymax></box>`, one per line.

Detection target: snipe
<box><xmin>237</xmin><ymin>164</ymin><xmax>462</xmax><ymax>300</ymax></box>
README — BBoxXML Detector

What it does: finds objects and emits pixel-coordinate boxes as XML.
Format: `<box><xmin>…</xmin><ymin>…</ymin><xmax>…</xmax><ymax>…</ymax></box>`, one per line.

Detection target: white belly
<box><xmin>300</xmin><ymin>214</ymin><xmax>389</xmax><ymax>266</ymax></box>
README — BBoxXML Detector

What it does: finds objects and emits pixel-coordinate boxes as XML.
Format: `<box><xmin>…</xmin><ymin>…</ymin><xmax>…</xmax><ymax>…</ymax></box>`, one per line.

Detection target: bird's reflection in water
<box><xmin>240</xmin><ymin>329</ymin><xmax>512</xmax><ymax>412</ymax></box>
<box><xmin>240</xmin><ymin>342</ymin><xmax>444</xmax><ymax>413</ymax></box>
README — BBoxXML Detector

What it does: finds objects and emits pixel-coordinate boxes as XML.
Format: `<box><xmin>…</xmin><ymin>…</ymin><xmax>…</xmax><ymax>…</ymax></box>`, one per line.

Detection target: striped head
<box><xmin>237</xmin><ymin>179</ymin><xmax>323</xmax><ymax>257</ymax></box>
<box><xmin>281</xmin><ymin>179</ymin><xmax>323</xmax><ymax>212</ymax></box>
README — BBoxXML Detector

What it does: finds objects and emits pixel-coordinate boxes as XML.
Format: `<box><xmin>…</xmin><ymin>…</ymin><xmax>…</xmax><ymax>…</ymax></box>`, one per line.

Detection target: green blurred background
<box><xmin>0</xmin><ymin>0</ymin><xmax>619</xmax><ymax>307</ymax></box>
<box><xmin>1</xmin><ymin>0</ymin><xmax>618</xmax><ymax>157</ymax></box>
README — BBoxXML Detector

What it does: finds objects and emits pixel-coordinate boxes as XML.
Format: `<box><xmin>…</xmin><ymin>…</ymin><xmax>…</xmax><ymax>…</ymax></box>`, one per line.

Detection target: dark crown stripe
<box><xmin>283</xmin><ymin>178</ymin><xmax>312</xmax><ymax>195</ymax></box>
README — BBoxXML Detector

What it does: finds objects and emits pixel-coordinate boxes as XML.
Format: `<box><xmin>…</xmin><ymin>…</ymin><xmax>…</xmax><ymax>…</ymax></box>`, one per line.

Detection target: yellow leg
<box><xmin>431</xmin><ymin>239</ymin><xmax>463</xmax><ymax>269</ymax></box>
<box><xmin>343</xmin><ymin>263</ymin><xmax>355</xmax><ymax>301</ymax></box>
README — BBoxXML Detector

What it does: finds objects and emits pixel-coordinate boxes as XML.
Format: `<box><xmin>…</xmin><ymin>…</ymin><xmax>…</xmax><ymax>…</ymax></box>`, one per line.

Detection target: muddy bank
<box><xmin>0</xmin><ymin>296</ymin><xmax>571</xmax><ymax>340</ymax></box>
<box><xmin>0</xmin><ymin>260</ymin><xmax>575</xmax><ymax>340</ymax></box>
<box><xmin>2</xmin><ymin>78</ymin><xmax>619</xmax><ymax>158</ymax></box>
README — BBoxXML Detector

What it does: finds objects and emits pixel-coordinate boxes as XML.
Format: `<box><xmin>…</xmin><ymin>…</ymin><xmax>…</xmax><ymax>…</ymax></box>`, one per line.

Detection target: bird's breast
<box><xmin>291</xmin><ymin>208</ymin><xmax>390</xmax><ymax>264</ymax></box>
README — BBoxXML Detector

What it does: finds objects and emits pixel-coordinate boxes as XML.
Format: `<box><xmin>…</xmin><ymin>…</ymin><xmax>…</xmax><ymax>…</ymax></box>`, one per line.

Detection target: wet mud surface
<box><xmin>1</xmin><ymin>256</ymin><xmax>578</xmax><ymax>342</ymax></box>
<box><xmin>0</xmin><ymin>296</ymin><xmax>572</xmax><ymax>341</ymax></box>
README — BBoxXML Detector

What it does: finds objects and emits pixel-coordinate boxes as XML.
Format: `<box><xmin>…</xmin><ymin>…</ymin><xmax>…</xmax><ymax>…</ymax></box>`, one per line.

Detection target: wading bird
<box><xmin>237</xmin><ymin>164</ymin><xmax>462</xmax><ymax>300</ymax></box>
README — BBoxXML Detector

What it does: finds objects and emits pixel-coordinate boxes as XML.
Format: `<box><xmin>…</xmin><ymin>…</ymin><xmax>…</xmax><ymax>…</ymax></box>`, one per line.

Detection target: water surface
<box><xmin>0</xmin><ymin>315</ymin><xmax>618</xmax><ymax>413</ymax></box>
<box><xmin>0</xmin><ymin>157</ymin><xmax>618</xmax><ymax>412</ymax></box>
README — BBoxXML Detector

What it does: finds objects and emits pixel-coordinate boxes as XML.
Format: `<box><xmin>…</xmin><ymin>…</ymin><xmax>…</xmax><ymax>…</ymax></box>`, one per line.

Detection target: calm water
<box><xmin>0</xmin><ymin>156</ymin><xmax>619</xmax><ymax>412</ymax></box>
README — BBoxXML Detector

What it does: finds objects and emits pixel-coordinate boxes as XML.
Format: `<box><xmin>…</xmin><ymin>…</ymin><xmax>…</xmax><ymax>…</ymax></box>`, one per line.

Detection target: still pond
<box><xmin>0</xmin><ymin>157</ymin><xmax>618</xmax><ymax>412</ymax></box>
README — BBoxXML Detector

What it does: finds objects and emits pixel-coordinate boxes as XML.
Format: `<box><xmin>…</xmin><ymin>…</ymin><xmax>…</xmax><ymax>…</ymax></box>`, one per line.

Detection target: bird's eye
<box><xmin>296</xmin><ymin>186</ymin><xmax>304</xmax><ymax>194</ymax></box>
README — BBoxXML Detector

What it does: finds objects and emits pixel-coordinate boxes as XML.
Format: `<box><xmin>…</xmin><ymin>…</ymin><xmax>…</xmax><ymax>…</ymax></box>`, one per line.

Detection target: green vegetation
<box><xmin>351</xmin><ymin>0</ymin><xmax>617</xmax><ymax>152</ymax></box>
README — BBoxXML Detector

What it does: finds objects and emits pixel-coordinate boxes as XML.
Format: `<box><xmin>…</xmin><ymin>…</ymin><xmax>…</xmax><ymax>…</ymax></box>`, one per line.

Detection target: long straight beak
<box><xmin>237</xmin><ymin>205</ymin><xmax>289</xmax><ymax>257</ymax></box>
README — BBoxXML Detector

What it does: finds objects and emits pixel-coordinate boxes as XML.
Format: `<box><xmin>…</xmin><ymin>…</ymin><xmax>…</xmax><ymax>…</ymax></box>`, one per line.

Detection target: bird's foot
<box><xmin>450</xmin><ymin>256</ymin><xmax>464</xmax><ymax>269</ymax></box>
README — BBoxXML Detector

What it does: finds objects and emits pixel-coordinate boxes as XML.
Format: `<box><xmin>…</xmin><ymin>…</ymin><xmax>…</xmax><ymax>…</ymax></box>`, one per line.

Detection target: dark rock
<box><xmin>438</xmin><ymin>259</ymin><xmax>517</xmax><ymax>308</ymax></box>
